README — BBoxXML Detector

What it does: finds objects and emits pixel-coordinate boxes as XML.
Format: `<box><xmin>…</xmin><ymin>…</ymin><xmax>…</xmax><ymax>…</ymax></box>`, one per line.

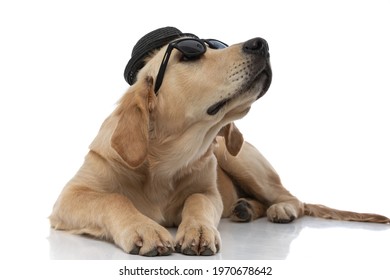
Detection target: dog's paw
<box><xmin>175</xmin><ymin>222</ymin><xmax>221</xmax><ymax>256</ymax></box>
<box><xmin>114</xmin><ymin>221</ymin><xmax>174</xmax><ymax>256</ymax></box>
<box><xmin>267</xmin><ymin>202</ymin><xmax>298</xmax><ymax>223</ymax></box>
<box><xmin>231</xmin><ymin>199</ymin><xmax>253</xmax><ymax>222</ymax></box>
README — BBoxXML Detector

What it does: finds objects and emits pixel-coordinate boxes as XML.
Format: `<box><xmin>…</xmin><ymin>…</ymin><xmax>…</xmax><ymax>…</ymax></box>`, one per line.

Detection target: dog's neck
<box><xmin>147</xmin><ymin>123</ymin><xmax>220</xmax><ymax>180</ymax></box>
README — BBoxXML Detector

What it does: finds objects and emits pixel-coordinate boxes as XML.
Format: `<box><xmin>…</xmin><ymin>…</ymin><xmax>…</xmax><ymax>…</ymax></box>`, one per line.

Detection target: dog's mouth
<box><xmin>207</xmin><ymin>63</ymin><xmax>272</xmax><ymax>116</ymax></box>
<box><xmin>255</xmin><ymin>63</ymin><xmax>272</xmax><ymax>99</ymax></box>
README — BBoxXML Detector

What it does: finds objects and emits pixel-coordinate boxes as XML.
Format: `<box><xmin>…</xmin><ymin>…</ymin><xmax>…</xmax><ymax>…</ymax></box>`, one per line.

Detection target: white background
<box><xmin>1</xmin><ymin>0</ymin><xmax>389</xmax><ymax>277</ymax></box>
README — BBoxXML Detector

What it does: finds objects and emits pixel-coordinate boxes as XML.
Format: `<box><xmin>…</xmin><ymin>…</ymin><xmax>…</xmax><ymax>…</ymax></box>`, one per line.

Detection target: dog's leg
<box><xmin>215</xmin><ymin>137</ymin><xmax>304</xmax><ymax>223</ymax></box>
<box><xmin>217</xmin><ymin>166</ymin><xmax>239</xmax><ymax>218</ymax></box>
<box><xmin>230</xmin><ymin>198</ymin><xmax>268</xmax><ymax>222</ymax></box>
<box><xmin>50</xmin><ymin>185</ymin><xmax>174</xmax><ymax>256</ymax></box>
<box><xmin>217</xmin><ymin>163</ymin><xmax>267</xmax><ymax>221</ymax></box>
<box><xmin>215</xmin><ymin>137</ymin><xmax>390</xmax><ymax>224</ymax></box>
<box><xmin>175</xmin><ymin>193</ymin><xmax>223</xmax><ymax>256</ymax></box>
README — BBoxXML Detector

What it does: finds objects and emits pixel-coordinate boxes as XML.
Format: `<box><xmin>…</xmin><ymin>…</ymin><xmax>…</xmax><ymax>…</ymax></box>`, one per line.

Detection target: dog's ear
<box><xmin>218</xmin><ymin>122</ymin><xmax>244</xmax><ymax>156</ymax></box>
<box><xmin>111</xmin><ymin>77</ymin><xmax>156</xmax><ymax>168</ymax></box>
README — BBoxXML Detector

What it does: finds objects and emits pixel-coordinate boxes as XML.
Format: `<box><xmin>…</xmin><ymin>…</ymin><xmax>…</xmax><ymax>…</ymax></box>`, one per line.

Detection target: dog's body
<box><xmin>50</xmin><ymin>36</ymin><xmax>389</xmax><ymax>256</ymax></box>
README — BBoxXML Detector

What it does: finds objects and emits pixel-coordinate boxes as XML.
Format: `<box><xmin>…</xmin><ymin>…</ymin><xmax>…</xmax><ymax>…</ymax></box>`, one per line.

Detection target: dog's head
<box><xmin>144</xmin><ymin>36</ymin><xmax>271</xmax><ymax>119</ymax></box>
<box><xmin>111</xmin><ymin>28</ymin><xmax>272</xmax><ymax>169</ymax></box>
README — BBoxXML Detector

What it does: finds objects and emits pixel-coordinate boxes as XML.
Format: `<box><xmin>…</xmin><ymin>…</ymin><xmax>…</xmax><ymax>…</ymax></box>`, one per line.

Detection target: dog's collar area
<box><xmin>154</xmin><ymin>38</ymin><xmax>228</xmax><ymax>95</ymax></box>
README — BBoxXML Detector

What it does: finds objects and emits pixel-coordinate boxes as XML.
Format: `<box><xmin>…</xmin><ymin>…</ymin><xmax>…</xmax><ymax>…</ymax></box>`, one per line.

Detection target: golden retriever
<box><xmin>50</xmin><ymin>35</ymin><xmax>389</xmax><ymax>257</ymax></box>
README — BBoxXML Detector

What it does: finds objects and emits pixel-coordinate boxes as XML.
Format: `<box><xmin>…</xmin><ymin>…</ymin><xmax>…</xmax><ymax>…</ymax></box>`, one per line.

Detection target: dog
<box><xmin>50</xmin><ymin>28</ymin><xmax>389</xmax><ymax>257</ymax></box>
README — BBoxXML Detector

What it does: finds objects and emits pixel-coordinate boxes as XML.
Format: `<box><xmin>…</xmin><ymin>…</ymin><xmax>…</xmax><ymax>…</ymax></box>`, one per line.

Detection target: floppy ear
<box><xmin>218</xmin><ymin>122</ymin><xmax>244</xmax><ymax>156</ymax></box>
<box><xmin>111</xmin><ymin>77</ymin><xmax>156</xmax><ymax>168</ymax></box>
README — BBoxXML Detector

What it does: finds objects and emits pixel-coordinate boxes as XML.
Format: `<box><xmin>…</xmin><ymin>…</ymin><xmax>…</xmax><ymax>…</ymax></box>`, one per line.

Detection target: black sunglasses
<box><xmin>154</xmin><ymin>38</ymin><xmax>228</xmax><ymax>94</ymax></box>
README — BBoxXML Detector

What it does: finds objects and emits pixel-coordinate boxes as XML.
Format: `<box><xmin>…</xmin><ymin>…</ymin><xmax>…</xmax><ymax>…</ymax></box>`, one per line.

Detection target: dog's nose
<box><xmin>243</xmin><ymin>37</ymin><xmax>269</xmax><ymax>57</ymax></box>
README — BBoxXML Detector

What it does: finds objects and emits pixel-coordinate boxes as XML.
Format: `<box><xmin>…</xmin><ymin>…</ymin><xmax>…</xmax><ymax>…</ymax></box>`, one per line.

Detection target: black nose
<box><xmin>243</xmin><ymin>37</ymin><xmax>269</xmax><ymax>57</ymax></box>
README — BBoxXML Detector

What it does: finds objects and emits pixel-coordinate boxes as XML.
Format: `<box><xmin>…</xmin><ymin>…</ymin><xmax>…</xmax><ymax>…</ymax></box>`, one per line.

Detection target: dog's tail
<box><xmin>303</xmin><ymin>203</ymin><xmax>390</xmax><ymax>224</ymax></box>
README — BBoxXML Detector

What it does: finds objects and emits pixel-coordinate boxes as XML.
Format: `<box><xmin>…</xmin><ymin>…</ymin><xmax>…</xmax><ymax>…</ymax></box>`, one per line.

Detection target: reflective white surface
<box><xmin>47</xmin><ymin>216</ymin><xmax>390</xmax><ymax>260</ymax></box>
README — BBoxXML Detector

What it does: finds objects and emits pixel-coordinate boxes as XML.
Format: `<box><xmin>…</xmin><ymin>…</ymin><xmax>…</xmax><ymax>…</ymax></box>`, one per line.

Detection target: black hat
<box><xmin>124</xmin><ymin>26</ymin><xmax>198</xmax><ymax>85</ymax></box>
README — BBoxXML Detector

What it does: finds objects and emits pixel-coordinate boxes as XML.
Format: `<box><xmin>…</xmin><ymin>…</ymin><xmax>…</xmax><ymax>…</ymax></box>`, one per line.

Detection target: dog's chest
<box><xmin>131</xmin><ymin>152</ymin><xmax>217</xmax><ymax>226</ymax></box>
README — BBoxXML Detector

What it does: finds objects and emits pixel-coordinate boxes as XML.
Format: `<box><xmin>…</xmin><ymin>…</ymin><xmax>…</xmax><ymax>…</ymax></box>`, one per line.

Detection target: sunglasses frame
<box><xmin>154</xmin><ymin>38</ymin><xmax>228</xmax><ymax>94</ymax></box>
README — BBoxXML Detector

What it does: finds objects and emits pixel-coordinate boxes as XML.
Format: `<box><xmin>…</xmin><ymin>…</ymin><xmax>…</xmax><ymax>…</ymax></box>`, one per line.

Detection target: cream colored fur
<box><xmin>50</xmin><ymin>38</ymin><xmax>389</xmax><ymax>257</ymax></box>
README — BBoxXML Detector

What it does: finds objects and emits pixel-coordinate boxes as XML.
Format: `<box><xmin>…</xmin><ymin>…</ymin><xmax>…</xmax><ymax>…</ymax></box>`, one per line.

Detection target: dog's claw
<box><xmin>182</xmin><ymin>247</ymin><xmax>197</xmax><ymax>255</ymax></box>
<box><xmin>143</xmin><ymin>248</ymin><xmax>159</xmax><ymax>257</ymax></box>
<box><xmin>200</xmin><ymin>248</ymin><xmax>214</xmax><ymax>256</ymax></box>
<box><xmin>175</xmin><ymin>224</ymin><xmax>220</xmax><ymax>256</ymax></box>
<box><xmin>271</xmin><ymin>217</ymin><xmax>295</xmax><ymax>223</ymax></box>
<box><xmin>129</xmin><ymin>246</ymin><xmax>141</xmax><ymax>255</ymax></box>
<box><xmin>158</xmin><ymin>244</ymin><xmax>174</xmax><ymax>256</ymax></box>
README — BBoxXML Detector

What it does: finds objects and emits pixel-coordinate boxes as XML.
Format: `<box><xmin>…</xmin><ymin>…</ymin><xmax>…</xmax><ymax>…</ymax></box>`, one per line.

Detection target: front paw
<box><xmin>114</xmin><ymin>221</ymin><xmax>174</xmax><ymax>256</ymax></box>
<box><xmin>175</xmin><ymin>221</ymin><xmax>221</xmax><ymax>256</ymax></box>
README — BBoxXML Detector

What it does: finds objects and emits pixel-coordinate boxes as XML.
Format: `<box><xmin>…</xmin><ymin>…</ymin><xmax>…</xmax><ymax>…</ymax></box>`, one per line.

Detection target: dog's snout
<box><xmin>243</xmin><ymin>37</ymin><xmax>269</xmax><ymax>57</ymax></box>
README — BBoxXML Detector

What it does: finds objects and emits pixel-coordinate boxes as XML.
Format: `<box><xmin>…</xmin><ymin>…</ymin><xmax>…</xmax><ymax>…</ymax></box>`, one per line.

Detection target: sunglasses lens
<box><xmin>206</xmin><ymin>40</ymin><xmax>228</xmax><ymax>49</ymax></box>
<box><xmin>176</xmin><ymin>40</ymin><xmax>206</xmax><ymax>58</ymax></box>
